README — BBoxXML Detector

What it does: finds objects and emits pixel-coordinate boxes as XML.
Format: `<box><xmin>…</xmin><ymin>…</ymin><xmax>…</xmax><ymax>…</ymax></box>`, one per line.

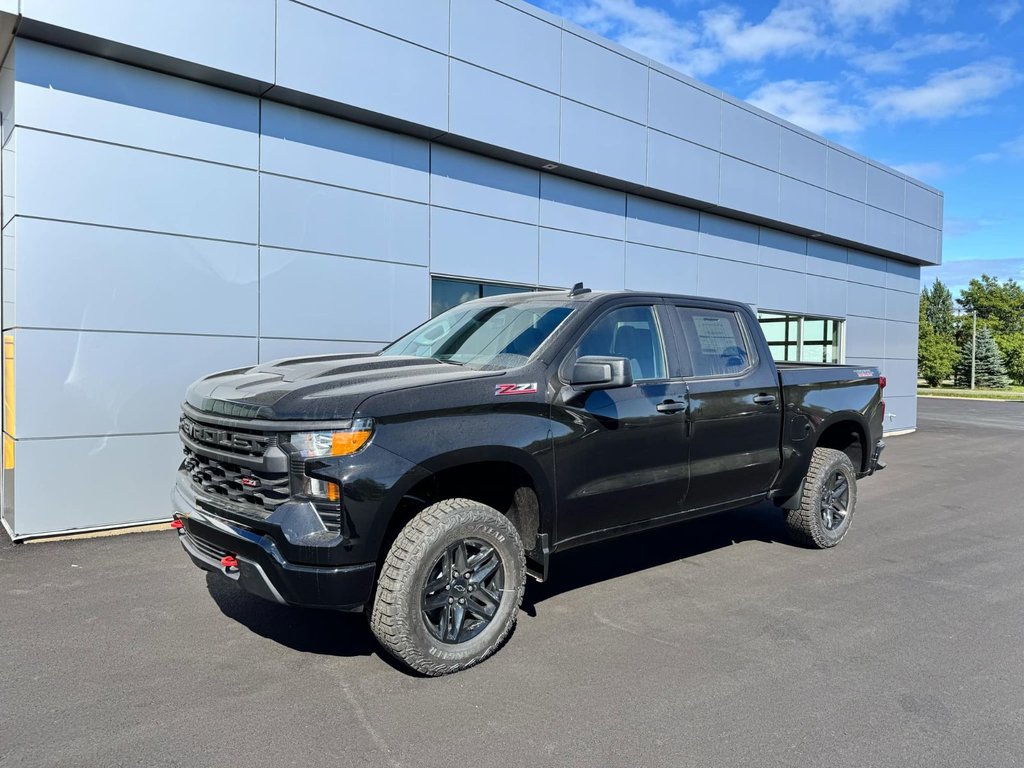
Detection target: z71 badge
<box><xmin>495</xmin><ymin>383</ymin><xmax>538</xmax><ymax>396</ymax></box>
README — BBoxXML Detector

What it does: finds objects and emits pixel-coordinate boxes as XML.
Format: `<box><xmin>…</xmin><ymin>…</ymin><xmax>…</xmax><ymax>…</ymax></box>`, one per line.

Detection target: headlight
<box><xmin>289</xmin><ymin>419</ymin><xmax>373</xmax><ymax>500</ymax></box>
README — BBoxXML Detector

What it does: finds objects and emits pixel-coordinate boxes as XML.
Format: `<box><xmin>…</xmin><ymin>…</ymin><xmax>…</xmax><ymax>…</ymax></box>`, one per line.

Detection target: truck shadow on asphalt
<box><xmin>204</xmin><ymin>501</ymin><xmax>789</xmax><ymax>665</ymax></box>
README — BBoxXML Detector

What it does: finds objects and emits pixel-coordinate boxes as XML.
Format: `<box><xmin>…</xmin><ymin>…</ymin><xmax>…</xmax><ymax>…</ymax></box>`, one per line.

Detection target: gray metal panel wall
<box><xmin>1</xmin><ymin>36</ymin><xmax>922</xmax><ymax>537</ymax></box>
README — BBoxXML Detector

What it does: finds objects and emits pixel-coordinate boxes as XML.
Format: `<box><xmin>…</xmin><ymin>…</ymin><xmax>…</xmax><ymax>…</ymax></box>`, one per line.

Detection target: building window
<box><xmin>758</xmin><ymin>312</ymin><xmax>844</xmax><ymax>364</ymax></box>
<box><xmin>431</xmin><ymin>277</ymin><xmax>535</xmax><ymax>316</ymax></box>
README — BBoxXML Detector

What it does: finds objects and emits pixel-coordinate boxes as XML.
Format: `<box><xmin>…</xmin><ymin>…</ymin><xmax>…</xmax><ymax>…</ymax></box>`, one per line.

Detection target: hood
<box><xmin>185</xmin><ymin>353</ymin><xmax>500</xmax><ymax>421</ymax></box>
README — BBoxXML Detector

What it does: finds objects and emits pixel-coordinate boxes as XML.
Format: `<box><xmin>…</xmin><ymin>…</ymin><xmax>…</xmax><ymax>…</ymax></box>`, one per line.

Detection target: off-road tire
<box><xmin>369</xmin><ymin>498</ymin><xmax>526</xmax><ymax>676</ymax></box>
<box><xmin>785</xmin><ymin>447</ymin><xmax>858</xmax><ymax>549</ymax></box>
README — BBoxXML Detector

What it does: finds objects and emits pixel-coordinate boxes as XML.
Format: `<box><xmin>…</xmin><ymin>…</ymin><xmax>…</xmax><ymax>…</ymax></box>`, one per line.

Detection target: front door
<box><xmin>551</xmin><ymin>304</ymin><xmax>690</xmax><ymax>545</ymax></box>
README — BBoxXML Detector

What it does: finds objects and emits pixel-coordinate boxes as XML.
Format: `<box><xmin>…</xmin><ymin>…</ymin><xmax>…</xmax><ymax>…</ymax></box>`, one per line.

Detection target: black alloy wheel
<box><xmin>421</xmin><ymin>538</ymin><xmax>505</xmax><ymax>644</ymax></box>
<box><xmin>819</xmin><ymin>471</ymin><xmax>850</xmax><ymax>531</ymax></box>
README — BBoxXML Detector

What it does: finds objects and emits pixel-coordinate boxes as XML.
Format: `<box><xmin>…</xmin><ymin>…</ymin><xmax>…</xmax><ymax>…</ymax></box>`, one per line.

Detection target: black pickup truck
<box><xmin>171</xmin><ymin>286</ymin><xmax>885</xmax><ymax>675</ymax></box>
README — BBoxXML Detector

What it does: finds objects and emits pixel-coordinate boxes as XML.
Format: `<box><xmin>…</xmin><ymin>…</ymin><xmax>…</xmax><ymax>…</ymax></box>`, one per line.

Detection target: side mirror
<box><xmin>569</xmin><ymin>355</ymin><xmax>634</xmax><ymax>392</ymax></box>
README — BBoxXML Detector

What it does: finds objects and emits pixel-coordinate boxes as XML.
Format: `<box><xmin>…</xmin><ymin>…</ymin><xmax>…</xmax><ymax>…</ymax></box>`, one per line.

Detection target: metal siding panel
<box><xmin>14</xmin><ymin>329</ymin><xmax>257</xmax><ymax>439</ymax></box>
<box><xmin>646</xmin><ymin>130</ymin><xmax>719</xmax><ymax>204</ymax></box>
<box><xmin>758</xmin><ymin>266</ymin><xmax>806</xmax><ymax>313</ymax></box>
<box><xmin>260</xmin><ymin>174</ymin><xmax>428</xmax><ymax>265</ymax></box>
<box><xmin>880</xmin><ymin>359</ymin><xmax>918</xmax><ymax>397</ymax></box>
<box><xmin>885</xmin><ymin>258</ymin><xmax>921</xmax><ymax>293</ymax></box>
<box><xmin>780</xmin><ymin>128</ymin><xmax>827</xmax><ymax>187</ymax></box>
<box><xmin>261</xmin><ymin>102</ymin><xmax>429</xmax><ymax>203</ymax></box>
<box><xmin>758</xmin><ymin>228</ymin><xmax>807</xmax><ymax>272</ymax></box>
<box><xmin>647</xmin><ymin>70</ymin><xmax>721</xmax><ymax>150</ymax></box>
<box><xmin>16</xmin><ymin>41</ymin><xmax>259</xmax><ymax>169</ymax></box>
<box><xmin>625</xmin><ymin>195</ymin><xmax>699</xmax><ymax>253</ymax></box>
<box><xmin>779</xmin><ymin>176</ymin><xmax>826</xmax><ymax>233</ymax></box>
<box><xmin>905</xmin><ymin>183</ymin><xmax>941</xmax><ymax>228</ymax></box>
<box><xmin>879</xmin><ymin>394</ymin><xmax>916</xmax><ymax>431</ymax></box>
<box><xmin>825</xmin><ymin>192</ymin><xmax>866</xmax><ymax>243</ymax></box>
<box><xmin>430</xmin><ymin>207</ymin><xmax>539</xmax><ymax>285</ymax></box>
<box><xmin>826</xmin><ymin>148</ymin><xmax>866</xmax><ymax>201</ymax></box>
<box><xmin>905</xmin><ymin>219</ymin><xmax>940</xmax><ymax>263</ymax></box>
<box><xmin>847</xmin><ymin>249</ymin><xmax>888</xmax><ymax>286</ymax></box>
<box><xmin>21</xmin><ymin>0</ymin><xmax>275</xmax><ymax>83</ymax></box>
<box><xmin>721</xmin><ymin>103</ymin><xmax>780</xmax><ymax>171</ymax></box>
<box><xmin>561</xmin><ymin>101</ymin><xmax>646</xmax><ymax>185</ymax></box>
<box><xmin>277</xmin><ymin>1</ymin><xmax>448</xmax><ymax>132</ymax></box>
<box><xmin>884</xmin><ymin>319</ymin><xmax>918</xmax><ymax>360</ymax></box>
<box><xmin>719</xmin><ymin>156</ymin><xmax>780</xmax><ymax>221</ymax></box>
<box><xmin>450</xmin><ymin>0</ymin><xmax>560</xmax><ymax>92</ymax></box>
<box><xmin>449</xmin><ymin>61</ymin><xmax>560</xmax><ymax>161</ymax></box>
<box><xmin>806</xmin><ymin>241</ymin><xmax>848</xmax><ymax>280</ymax></box>
<box><xmin>260</xmin><ymin>248</ymin><xmax>428</xmax><ymax>342</ymax></box>
<box><xmin>805</xmin><ymin>275</ymin><xmax>848</xmax><ymax>317</ymax></box>
<box><xmin>844</xmin><ymin>316</ymin><xmax>886</xmax><ymax>357</ymax></box>
<box><xmin>698</xmin><ymin>213</ymin><xmax>758</xmax><ymax>264</ymax></box>
<box><xmin>12</xmin><ymin>433</ymin><xmax>184</xmax><ymax>535</ymax></box>
<box><xmin>15</xmin><ymin>219</ymin><xmax>258</xmax><ymax>336</ymax></box>
<box><xmin>539</xmin><ymin>229</ymin><xmax>624</xmax><ymax>291</ymax></box>
<box><xmin>540</xmin><ymin>175</ymin><xmax>625</xmax><ymax>240</ymax></box>
<box><xmin>697</xmin><ymin>255</ymin><xmax>757</xmax><ymax>304</ymax></box>
<box><xmin>625</xmin><ymin>242</ymin><xmax>697</xmax><ymax>294</ymax></box>
<box><xmin>848</xmin><ymin>282</ymin><xmax>886</xmax><ymax>318</ymax></box>
<box><xmin>259</xmin><ymin>338</ymin><xmax>384</xmax><ymax>363</ymax></box>
<box><xmin>866</xmin><ymin>165</ymin><xmax>905</xmax><ymax>215</ymax></box>
<box><xmin>885</xmin><ymin>289</ymin><xmax>919</xmax><ymax>323</ymax></box>
<box><xmin>560</xmin><ymin>32</ymin><xmax>648</xmax><ymax>124</ymax></box>
<box><xmin>866</xmin><ymin>205</ymin><xmax>905</xmax><ymax>253</ymax></box>
<box><xmin>17</xmin><ymin>130</ymin><xmax>257</xmax><ymax>243</ymax></box>
<box><xmin>296</xmin><ymin>0</ymin><xmax>449</xmax><ymax>52</ymax></box>
<box><xmin>430</xmin><ymin>144</ymin><xmax>540</xmax><ymax>225</ymax></box>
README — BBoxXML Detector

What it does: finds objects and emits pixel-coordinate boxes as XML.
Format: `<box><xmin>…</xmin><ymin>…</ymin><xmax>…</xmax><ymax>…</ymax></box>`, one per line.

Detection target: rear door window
<box><xmin>675</xmin><ymin>307</ymin><xmax>754</xmax><ymax>377</ymax></box>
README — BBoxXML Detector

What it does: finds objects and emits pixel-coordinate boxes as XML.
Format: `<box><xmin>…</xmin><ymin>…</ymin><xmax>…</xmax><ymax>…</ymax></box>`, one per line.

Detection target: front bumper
<box><xmin>171</xmin><ymin>480</ymin><xmax>375</xmax><ymax>611</ymax></box>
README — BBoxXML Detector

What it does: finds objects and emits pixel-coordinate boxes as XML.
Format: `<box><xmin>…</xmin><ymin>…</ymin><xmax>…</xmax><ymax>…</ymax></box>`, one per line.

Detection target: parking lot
<box><xmin>2</xmin><ymin>396</ymin><xmax>1022</xmax><ymax>768</ymax></box>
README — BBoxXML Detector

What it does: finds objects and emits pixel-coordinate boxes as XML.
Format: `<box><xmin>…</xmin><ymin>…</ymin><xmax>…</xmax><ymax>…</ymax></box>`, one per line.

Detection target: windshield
<box><xmin>381</xmin><ymin>302</ymin><xmax>574</xmax><ymax>369</ymax></box>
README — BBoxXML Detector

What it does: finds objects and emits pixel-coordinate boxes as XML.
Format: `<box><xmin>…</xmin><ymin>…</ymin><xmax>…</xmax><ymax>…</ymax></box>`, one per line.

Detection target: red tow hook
<box><xmin>170</xmin><ymin>519</ymin><xmax>184</xmax><ymax>531</ymax></box>
<box><xmin>220</xmin><ymin>555</ymin><xmax>239</xmax><ymax>570</ymax></box>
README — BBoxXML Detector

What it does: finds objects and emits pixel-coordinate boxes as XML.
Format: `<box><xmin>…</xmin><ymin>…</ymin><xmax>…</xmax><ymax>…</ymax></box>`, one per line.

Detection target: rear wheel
<box><xmin>369</xmin><ymin>498</ymin><xmax>525</xmax><ymax>676</ymax></box>
<box><xmin>785</xmin><ymin>447</ymin><xmax>858</xmax><ymax>548</ymax></box>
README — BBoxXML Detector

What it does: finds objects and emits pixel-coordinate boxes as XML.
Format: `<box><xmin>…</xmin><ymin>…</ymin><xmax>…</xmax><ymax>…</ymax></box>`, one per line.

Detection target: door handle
<box><xmin>752</xmin><ymin>393</ymin><xmax>777</xmax><ymax>405</ymax></box>
<box><xmin>656</xmin><ymin>400</ymin><xmax>687</xmax><ymax>414</ymax></box>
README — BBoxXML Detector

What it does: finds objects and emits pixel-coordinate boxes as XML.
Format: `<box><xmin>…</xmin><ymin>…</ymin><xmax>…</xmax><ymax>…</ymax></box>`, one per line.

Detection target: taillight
<box><xmin>879</xmin><ymin>375</ymin><xmax>887</xmax><ymax>389</ymax></box>
<box><xmin>880</xmin><ymin>400</ymin><xmax>886</xmax><ymax>421</ymax></box>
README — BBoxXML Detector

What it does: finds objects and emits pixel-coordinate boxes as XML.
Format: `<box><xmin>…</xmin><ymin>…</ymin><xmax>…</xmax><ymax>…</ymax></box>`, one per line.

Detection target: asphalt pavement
<box><xmin>2</xmin><ymin>397</ymin><xmax>1023</xmax><ymax>768</ymax></box>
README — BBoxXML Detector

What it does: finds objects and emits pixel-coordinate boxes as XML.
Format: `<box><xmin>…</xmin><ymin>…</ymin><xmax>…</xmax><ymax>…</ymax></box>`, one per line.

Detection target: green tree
<box><xmin>922</xmin><ymin>278</ymin><xmax>956</xmax><ymax>338</ymax></box>
<box><xmin>954</xmin><ymin>326</ymin><xmax>1011</xmax><ymax>389</ymax></box>
<box><xmin>957</xmin><ymin>274</ymin><xmax>1024</xmax><ymax>335</ymax></box>
<box><xmin>994</xmin><ymin>333</ymin><xmax>1024</xmax><ymax>386</ymax></box>
<box><xmin>917</xmin><ymin>297</ymin><xmax>957</xmax><ymax>387</ymax></box>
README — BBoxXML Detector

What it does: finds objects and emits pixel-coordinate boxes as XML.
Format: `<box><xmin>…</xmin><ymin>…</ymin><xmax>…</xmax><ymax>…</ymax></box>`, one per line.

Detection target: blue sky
<box><xmin>528</xmin><ymin>0</ymin><xmax>1024</xmax><ymax>296</ymax></box>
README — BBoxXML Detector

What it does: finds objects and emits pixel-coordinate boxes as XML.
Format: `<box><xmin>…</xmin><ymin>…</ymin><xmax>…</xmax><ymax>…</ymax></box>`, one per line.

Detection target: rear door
<box><xmin>669</xmin><ymin>303</ymin><xmax>782</xmax><ymax>511</ymax></box>
<box><xmin>551</xmin><ymin>302</ymin><xmax>690</xmax><ymax>544</ymax></box>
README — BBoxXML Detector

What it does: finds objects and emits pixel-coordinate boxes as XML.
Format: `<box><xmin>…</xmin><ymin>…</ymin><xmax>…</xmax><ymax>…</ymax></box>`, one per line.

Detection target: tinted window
<box><xmin>676</xmin><ymin>308</ymin><xmax>752</xmax><ymax>377</ymax></box>
<box><xmin>431</xmin><ymin>278</ymin><xmax>535</xmax><ymax>316</ymax></box>
<box><xmin>574</xmin><ymin>306</ymin><xmax>666</xmax><ymax>381</ymax></box>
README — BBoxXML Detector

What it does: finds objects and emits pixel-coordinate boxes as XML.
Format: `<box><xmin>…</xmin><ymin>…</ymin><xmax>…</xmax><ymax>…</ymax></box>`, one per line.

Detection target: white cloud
<box><xmin>853</xmin><ymin>33</ymin><xmax>983</xmax><ymax>74</ymax></box>
<box><xmin>891</xmin><ymin>161</ymin><xmax>947</xmax><ymax>180</ymax></box>
<box><xmin>547</xmin><ymin>0</ymin><xmax>721</xmax><ymax>76</ymax></box>
<box><xmin>871</xmin><ymin>59</ymin><xmax>1021</xmax><ymax>120</ymax></box>
<box><xmin>1004</xmin><ymin>134</ymin><xmax>1024</xmax><ymax>158</ymax></box>
<box><xmin>702</xmin><ymin>4</ymin><xmax>822</xmax><ymax>62</ymax></box>
<box><xmin>828</xmin><ymin>0</ymin><xmax>909</xmax><ymax>27</ymax></box>
<box><xmin>747</xmin><ymin>80</ymin><xmax>865</xmax><ymax>134</ymax></box>
<box><xmin>989</xmin><ymin>0</ymin><xmax>1022</xmax><ymax>24</ymax></box>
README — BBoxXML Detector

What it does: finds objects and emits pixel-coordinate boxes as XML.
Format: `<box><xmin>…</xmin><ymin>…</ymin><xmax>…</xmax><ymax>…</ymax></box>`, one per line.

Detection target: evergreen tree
<box><xmin>954</xmin><ymin>326</ymin><xmax>1011</xmax><ymax>389</ymax></box>
<box><xmin>923</xmin><ymin>278</ymin><xmax>956</xmax><ymax>338</ymax></box>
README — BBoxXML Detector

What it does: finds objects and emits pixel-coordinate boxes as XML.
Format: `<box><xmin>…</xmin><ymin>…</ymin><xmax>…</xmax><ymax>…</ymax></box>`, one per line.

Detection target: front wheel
<box><xmin>785</xmin><ymin>447</ymin><xmax>858</xmax><ymax>548</ymax></box>
<box><xmin>369</xmin><ymin>498</ymin><xmax>525</xmax><ymax>676</ymax></box>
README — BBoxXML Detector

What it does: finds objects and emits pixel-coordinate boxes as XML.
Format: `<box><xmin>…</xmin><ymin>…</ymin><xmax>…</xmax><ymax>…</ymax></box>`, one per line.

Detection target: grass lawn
<box><xmin>918</xmin><ymin>386</ymin><xmax>1024</xmax><ymax>401</ymax></box>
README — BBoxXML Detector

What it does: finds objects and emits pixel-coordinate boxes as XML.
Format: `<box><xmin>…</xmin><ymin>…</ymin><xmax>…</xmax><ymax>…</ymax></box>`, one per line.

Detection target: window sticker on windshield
<box><xmin>692</xmin><ymin>315</ymin><xmax>738</xmax><ymax>354</ymax></box>
<box><xmin>495</xmin><ymin>383</ymin><xmax>538</xmax><ymax>396</ymax></box>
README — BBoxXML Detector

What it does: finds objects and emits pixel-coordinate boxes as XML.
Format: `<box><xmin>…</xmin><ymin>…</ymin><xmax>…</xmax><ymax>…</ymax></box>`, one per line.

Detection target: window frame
<box><xmin>557</xmin><ymin>302</ymin><xmax>673</xmax><ymax>385</ymax></box>
<box><xmin>670</xmin><ymin>304</ymin><xmax>760</xmax><ymax>381</ymax></box>
<box><xmin>757</xmin><ymin>310</ymin><xmax>846</xmax><ymax>365</ymax></box>
<box><xmin>430</xmin><ymin>275</ymin><xmax>546</xmax><ymax>317</ymax></box>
